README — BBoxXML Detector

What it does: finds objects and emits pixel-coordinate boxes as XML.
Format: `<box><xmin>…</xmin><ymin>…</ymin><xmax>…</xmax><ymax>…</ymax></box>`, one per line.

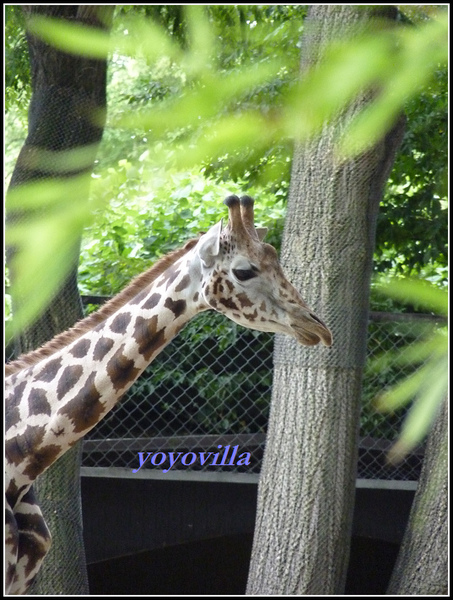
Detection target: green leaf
<box><xmin>6</xmin><ymin>175</ymin><xmax>102</xmax><ymax>339</ymax></box>
<box><xmin>375</xmin><ymin>277</ymin><xmax>448</xmax><ymax>316</ymax></box>
<box><xmin>372</xmin><ymin>274</ymin><xmax>448</xmax><ymax>462</ymax></box>
<box><xmin>375</xmin><ymin>364</ymin><xmax>429</xmax><ymax>412</ymax></box>
<box><xmin>387</xmin><ymin>355</ymin><xmax>447</xmax><ymax>463</ymax></box>
<box><xmin>338</xmin><ymin>13</ymin><xmax>447</xmax><ymax>156</ymax></box>
<box><xmin>115</xmin><ymin>58</ymin><xmax>284</xmax><ymax>134</ymax></box>
<box><xmin>26</xmin><ymin>15</ymin><xmax>113</xmax><ymax>59</ymax></box>
<box><xmin>184</xmin><ymin>5</ymin><xmax>216</xmax><ymax>72</ymax></box>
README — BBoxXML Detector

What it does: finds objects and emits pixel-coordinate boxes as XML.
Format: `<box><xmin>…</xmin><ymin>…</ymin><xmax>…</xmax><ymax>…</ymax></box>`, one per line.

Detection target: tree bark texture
<box><xmin>247</xmin><ymin>6</ymin><xmax>403</xmax><ymax>595</ymax></box>
<box><xmin>7</xmin><ymin>5</ymin><xmax>113</xmax><ymax>594</ymax></box>
<box><xmin>387</xmin><ymin>397</ymin><xmax>448</xmax><ymax>595</ymax></box>
<box><xmin>9</xmin><ymin>5</ymin><xmax>113</xmax><ymax>352</ymax></box>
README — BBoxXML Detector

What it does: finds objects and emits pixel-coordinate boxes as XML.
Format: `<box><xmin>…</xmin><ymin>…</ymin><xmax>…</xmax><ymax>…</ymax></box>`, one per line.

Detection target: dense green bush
<box><xmin>79</xmin><ymin>165</ymin><xmax>286</xmax><ymax>296</ymax></box>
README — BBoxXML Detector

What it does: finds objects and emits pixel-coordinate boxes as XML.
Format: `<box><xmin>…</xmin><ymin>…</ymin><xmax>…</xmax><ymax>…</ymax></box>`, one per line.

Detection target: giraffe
<box><xmin>5</xmin><ymin>195</ymin><xmax>332</xmax><ymax>594</ymax></box>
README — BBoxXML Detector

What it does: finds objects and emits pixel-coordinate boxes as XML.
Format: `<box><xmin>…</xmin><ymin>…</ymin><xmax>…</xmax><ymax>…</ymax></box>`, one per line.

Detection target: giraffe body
<box><xmin>5</xmin><ymin>196</ymin><xmax>332</xmax><ymax>593</ymax></box>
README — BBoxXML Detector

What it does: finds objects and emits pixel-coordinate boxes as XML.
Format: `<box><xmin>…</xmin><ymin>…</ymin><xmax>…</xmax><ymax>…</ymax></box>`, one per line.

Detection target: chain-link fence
<box><xmin>79</xmin><ymin>299</ymin><xmax>445</xmax><ymax>481</ymax></box>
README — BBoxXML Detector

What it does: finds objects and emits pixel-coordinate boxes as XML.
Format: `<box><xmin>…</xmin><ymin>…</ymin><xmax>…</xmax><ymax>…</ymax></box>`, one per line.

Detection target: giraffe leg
<box><xmin>5</xmin><ymin>499</ymin><xmax>19</xmax><ymax>594</ymax></box>
<box><xmin>7</xmin><ymin>487</ymin><xmax>52</xmax><ymax>595</ymax></box>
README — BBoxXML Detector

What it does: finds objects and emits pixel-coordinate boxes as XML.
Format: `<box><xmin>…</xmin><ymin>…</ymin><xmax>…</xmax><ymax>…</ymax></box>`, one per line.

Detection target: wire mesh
<box><xmin>79</xmin><ymin>301</ymin><xmax>444</xmax><ymax>481</ymax></box>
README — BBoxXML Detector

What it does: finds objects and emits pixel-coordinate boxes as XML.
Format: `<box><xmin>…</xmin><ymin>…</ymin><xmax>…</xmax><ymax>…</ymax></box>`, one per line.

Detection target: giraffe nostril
<box><xmin>309</xmin><ymin>312</ymin><xmax>329</xmax><ymax>328</ymax></box>
<box><xmin>290</xmin><ymin>307</ymin><xmax>333</xmax><ymax>347</ymax></box>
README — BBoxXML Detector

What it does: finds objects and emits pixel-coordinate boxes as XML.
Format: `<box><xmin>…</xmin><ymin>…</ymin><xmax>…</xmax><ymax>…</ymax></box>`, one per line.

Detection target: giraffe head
<box><xmin>195</xmin><ymin>195</ymin><xmax>332</xmax><ymax>347</ymax></box>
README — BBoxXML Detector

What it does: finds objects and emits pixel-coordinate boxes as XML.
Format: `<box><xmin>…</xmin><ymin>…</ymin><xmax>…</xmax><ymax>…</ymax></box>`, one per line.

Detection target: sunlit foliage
<box><xmin>5</xmin><ymin>6</ymin><xmax>448</xmax><ymax>453</ymax></box>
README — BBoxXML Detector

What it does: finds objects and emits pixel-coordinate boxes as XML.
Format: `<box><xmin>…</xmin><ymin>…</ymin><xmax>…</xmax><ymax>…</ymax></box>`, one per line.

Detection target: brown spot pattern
<box><xmin>237</xmin><ymin>293</ymin><xmax>254</xmax><ymax>308</ymax></box>
<box><xmin>110</xmin><ymin>312</ymin><xmax>132</xmax><ymax>334</ymax></box>
<box><xmin>6</xmin><ymin>381</ymin><xmax>27</xmax><ymax>430</ymax></box>
<box><xmin>8</xmin><ymin>373</ymin><xmax>18</xmax><ymax>387</ymax></box>
<box><xmin>36</xmin><ymin>357</ymin><xmax>62</xmax><ymax>383</ymax></box>
<box><xmin>106</xmin><ymin>345</ymin><xmax>141</xmax><ymax>392</ymax></box>
<box><xmin>6</xmin><ymin>437</ymin><xmax>27</xmax><ymax>468</ymax></box>
<box><xmin>51</xmin><ymin>427</ymin><xmax>65</xmax><ymax>437</ymax></box>
<box><xmin>23</xmin><ymin>444</ymin><xmax>61</xmax><ymax>480</ymax></box>
<box><xmin>15</xmin><ymin>510</ymin><xmax>51</xmax><ymax>566</ymax></box>
<box><xmin>69</xmin><ymin>339</ymin><xmax>91</xmax><ymax>358</ymax></box>
<box><xmin>164</xmin><ymin>268</ymin><xmax>180</xmax><ymax>290</ymax></box>
<box><xmin>133</xmin><ymin>315</ymin><xmax>167</xmax><ymax>362</ymax></box>
<box><xmin>58</xmin><ymin>372</ymin><xmax>104</xmax><ymax>433</ymax></box>
<box><xmin>220</xmin><ymin>297</ymin><xmax>239</xmax><ymax>311</ymax></box>
<box><xmin>175</xmin><ymin>274</ymin><xmax>191</xmax><ymax>292</ymax></box>
<box><xmin>5</xmin><ymin>405</ymin><xmax>21</xmax><ymax>431</ymax></box>
<box><xmin>6</xmin><ymin>425</ymin><xmax>46</xmax><ymax>467</ymax></box>
<box><xmin>142</xmin><ymin>293</ymin><xmax>162</xmax><ymax>310</ymax></box>
<box><xmin>4</xmin><ymin>238</ymin><xmax>198</xmax><ymax>377</ymax></box>
<box><xmin>6</xmin><ymin>479</ymin><xmax>21</xmax><ymax>507</ymax></box>
<box><xmin>8</xmin><ymin>380</ymin><xmax>27</xmax><ymax>406</ymax></box>
<box><xmin>129</xmin><ymin>287</ymin><xmax>151</xmax><ymax>305</ymax></box>
<box><xmin>245</xmin><ymin>309</ymin><xmax>258</xmax><ymax>322</ymax></box>
<box><xmin>56</xmin><ymin>365</ymin><xmax>83</xmax><ymax>400</ymax></box>
<box><xmin>5</xmin><ymin>503</ymin><xmax>17</xmax><ymax>532</ymax></box>
<box><xmin>28</xmin><ymin>389</ymin><xmax>52</xmax><ymax>417</ymax></box>
<box><xmin>93</xmin><ymin>337</ymin><xmax>114</xmax><ymax>361</ymax></box>
<box><xmin>215</xmin><ymin>273</ymin><xmax>228</xmax><ymax>296</ymax></box>
<box><xmin>164</xmin><ymin>297</ymin><xmax>187</xmax><ymax>318</ymax></box>
<box><xmin>15</xmin><ymin>510</ymin><xmax>50</xmax><ymax>543</ymax></box>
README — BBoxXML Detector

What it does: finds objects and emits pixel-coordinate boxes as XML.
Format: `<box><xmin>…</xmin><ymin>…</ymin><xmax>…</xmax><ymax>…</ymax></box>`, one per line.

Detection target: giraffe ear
<box><xmin>197</xmin><ymin>220</ymin><xmax>222</xmax><ymax>268</ymax></box>
<box><xmin>255</xmin><ymin>227</ymin><xmax>268</xmax><ymax>241</ymax></box>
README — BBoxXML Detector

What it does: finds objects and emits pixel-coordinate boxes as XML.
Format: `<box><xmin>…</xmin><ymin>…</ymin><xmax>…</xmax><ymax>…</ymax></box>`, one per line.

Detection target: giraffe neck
<box><xmin>5</xmin><ymin>246</ymin><xmax>206</xmax><ymax>495</ymax></box>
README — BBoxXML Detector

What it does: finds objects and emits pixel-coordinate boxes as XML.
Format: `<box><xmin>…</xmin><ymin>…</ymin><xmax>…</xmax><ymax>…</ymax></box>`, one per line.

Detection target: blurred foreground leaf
<box><xmin>25</xmin><ymin>9</ymin><xmax>447</xmax><ymax>166</ymax></box>
<box><xmin>375</xmin><ymin>277</ymin><xmax>448</xmax><ymax>316</ymax></box>
<box><xmin>373</xmin><ymin>278</ymin><xmax>447</xmax><ymax>462</ymax></box>
<box><xmin>7</xmin><ymin>8</ymin><xmax>447</xmax><ymax>340</ymax></box>
<box><xmin>6</xmin><ymin>174</ymin><xmax>103</xmax><ymax>341</ymax></box>
<box><xmin>339</xmin><ymin>13</ymin><xmax>447</xmax><ymax>157</ymax></box>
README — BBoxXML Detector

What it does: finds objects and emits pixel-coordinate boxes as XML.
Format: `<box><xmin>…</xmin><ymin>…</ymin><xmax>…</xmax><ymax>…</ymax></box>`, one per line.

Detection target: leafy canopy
<box><xmin>5</xmin><ymin>6</ymin><xmax>448</xmax><ymax>453</ymax></box>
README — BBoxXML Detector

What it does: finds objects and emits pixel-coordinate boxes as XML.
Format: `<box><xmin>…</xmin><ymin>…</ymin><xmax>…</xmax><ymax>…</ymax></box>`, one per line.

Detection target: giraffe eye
<box><xmin>233</xmin><ymin>268</ymin><xmax>257</xmax><ymax>282</ymax></box>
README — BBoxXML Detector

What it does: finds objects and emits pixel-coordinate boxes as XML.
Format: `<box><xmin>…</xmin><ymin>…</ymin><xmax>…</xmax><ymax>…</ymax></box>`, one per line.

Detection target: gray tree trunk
<box><xmin>386</xmin><ymin>397</ymin><xmax>448</xmax><ymax>595</ymax></box>
<box><xmin>247</xmin><ymin>5</ymin><xmax>403</xmax><ymax>594</ymax></box>
<box><xmin>7</xmin><ymin>5</ymin><xmax>113</xmax><ymax>594</ymax></box>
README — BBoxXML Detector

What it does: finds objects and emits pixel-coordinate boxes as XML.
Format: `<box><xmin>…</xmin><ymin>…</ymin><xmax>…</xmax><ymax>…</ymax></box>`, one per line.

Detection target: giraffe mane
<box><xmin>5</xmin><ymin>237</ymin><xmax>200</xmax><ymax>377</ymax></box>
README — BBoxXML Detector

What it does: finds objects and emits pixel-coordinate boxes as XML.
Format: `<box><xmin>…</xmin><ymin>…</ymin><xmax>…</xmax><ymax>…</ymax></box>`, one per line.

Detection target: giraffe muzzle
<box><xmin>290</xmin><ymin>308</ymin><xmax>333</xmax><ymax>347</ymax></box>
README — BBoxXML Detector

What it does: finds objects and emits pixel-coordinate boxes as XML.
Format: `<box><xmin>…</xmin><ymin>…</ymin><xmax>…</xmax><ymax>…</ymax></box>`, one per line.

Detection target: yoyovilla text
<box><xmin>132</xmin><ymin>445</ymin><xmax>251</xmax><ymax>474</ymax></box>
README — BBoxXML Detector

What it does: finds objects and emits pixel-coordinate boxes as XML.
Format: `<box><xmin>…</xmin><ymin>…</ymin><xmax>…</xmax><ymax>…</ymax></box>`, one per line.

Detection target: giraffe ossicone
<box><xmin>197</xmin><ymin>195</ymin><xmax>332</xmax><ymax>346</ymax></box>
<box><xmin>5</xmin><ymin>194</ymin><xmax>332</xmax><ymax>594</ymax></box>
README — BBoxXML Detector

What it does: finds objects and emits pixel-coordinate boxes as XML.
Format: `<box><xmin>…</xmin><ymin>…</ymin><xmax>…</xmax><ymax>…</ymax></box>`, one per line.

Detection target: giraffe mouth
<box><xmin>290</xmin><ymin>310</ymin><xmax>333</xmax><ymax>347</ymax></box>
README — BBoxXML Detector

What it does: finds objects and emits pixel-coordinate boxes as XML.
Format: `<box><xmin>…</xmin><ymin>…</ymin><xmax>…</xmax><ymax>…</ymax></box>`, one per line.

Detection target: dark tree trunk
<box><xmin>7</xmin><ymin>5</ymin><xmax>114</xmax><ymax>593</ymax></box>
<box><xmin>386</xmin><ymin>397</ymin><xmax>448</xmax><ymax>594</ymax></box>
<box><xmin>9</xmin><ymin>5</ymin><xmax>113</xmax><ymax>353</ymax></box>
<box><xmin>247</xmin><ymin>5</ymin><xmax>403</xmax><ymax>594</ymax></box>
